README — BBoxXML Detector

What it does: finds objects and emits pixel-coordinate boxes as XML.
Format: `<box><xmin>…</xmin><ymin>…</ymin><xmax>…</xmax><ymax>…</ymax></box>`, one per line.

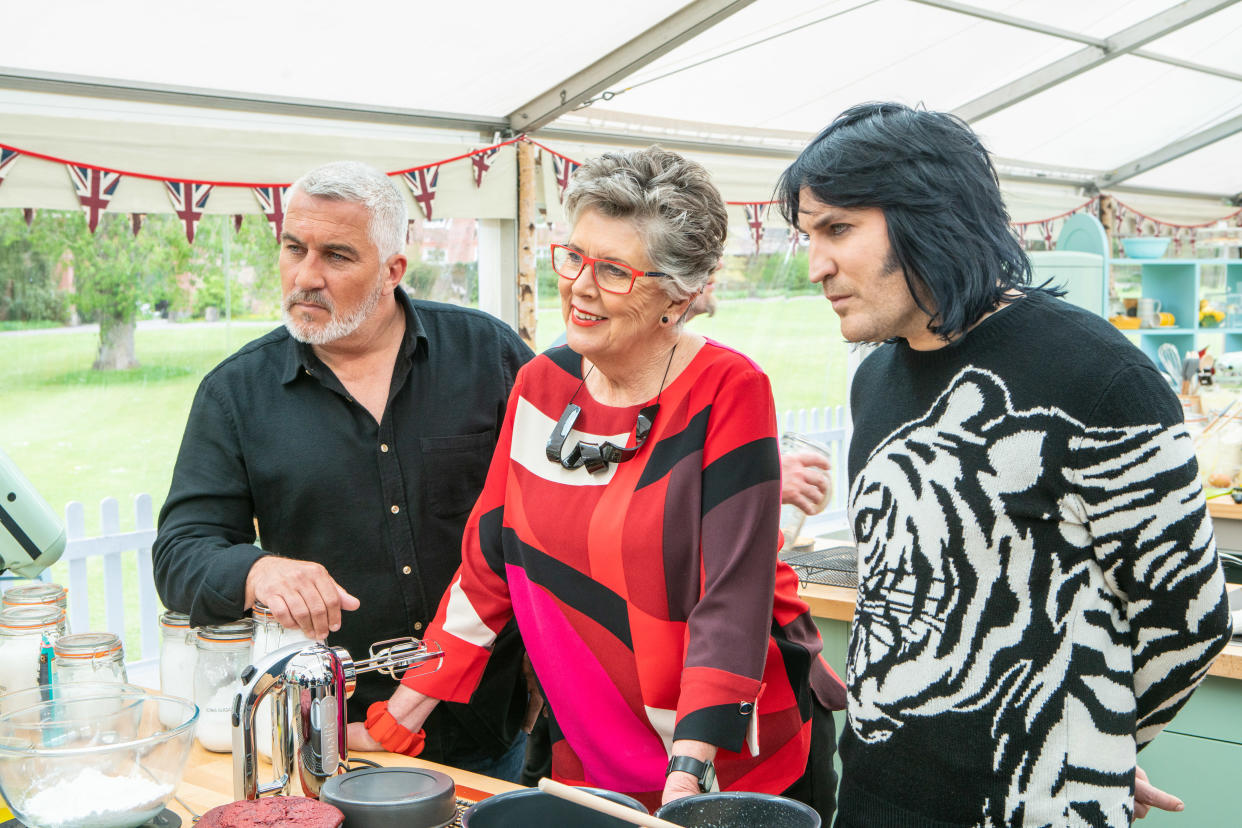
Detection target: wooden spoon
<box><xmin>536</xmin><ymin>778</ymin><xmax>685</xmax><ymax>828</ymax></box>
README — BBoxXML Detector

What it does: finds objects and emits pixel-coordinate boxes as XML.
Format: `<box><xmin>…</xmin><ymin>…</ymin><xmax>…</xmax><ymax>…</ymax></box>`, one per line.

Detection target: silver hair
<box><xmin>288</xmin><ymin>161</ymin><xmax>408</xmax><ymax>261</ymax></box>
<box><xmin>563</xmin><ymin>146</ymin><xmax>728</xmax><ymax>303</ymax></box>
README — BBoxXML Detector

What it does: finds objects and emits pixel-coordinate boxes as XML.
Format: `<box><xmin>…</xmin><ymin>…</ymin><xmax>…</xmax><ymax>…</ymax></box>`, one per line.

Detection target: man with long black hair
<box><xmin>779</xmin><ymin>102</ymin><xmax>1231</xmax><ymax>827</ymax></box>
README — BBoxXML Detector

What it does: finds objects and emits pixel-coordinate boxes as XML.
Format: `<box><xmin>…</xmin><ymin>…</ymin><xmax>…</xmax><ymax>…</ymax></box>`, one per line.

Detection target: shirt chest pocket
<box><xmin>421</xmin><ymin>430</ymin><xmax>497</xmax><ymax>518</ymax></box>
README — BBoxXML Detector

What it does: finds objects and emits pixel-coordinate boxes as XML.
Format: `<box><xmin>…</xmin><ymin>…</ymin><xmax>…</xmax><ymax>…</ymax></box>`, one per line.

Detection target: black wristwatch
<box><xmin>666</xmin><ymin>755</ymin><xmax>715</xmax><ymax>793</ymax></box>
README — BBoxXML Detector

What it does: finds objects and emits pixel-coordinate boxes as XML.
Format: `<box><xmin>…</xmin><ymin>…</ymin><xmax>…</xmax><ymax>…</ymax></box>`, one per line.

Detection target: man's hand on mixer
<box><xmin>244</xmin><ymin>556</ymin><xmax>360</xmax><ymax>640</ymax></box>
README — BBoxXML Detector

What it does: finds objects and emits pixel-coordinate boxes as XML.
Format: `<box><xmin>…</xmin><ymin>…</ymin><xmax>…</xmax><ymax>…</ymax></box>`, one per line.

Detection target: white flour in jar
<box><xmin>158</xmin><ymin>637</ymin><xmax>197</xmax><ymax>728</ymax></box>
<box><xmin>0</xmin><ymin>635</ymin><xmax>45</xmax><ymax>711</ymax></box>
<box><xmin>196</xmin><ymin>684</ymin><xmax>239</xmax><ymax>752</ymax></box>
<box><xmin>21</xmin><ymin>767</ymin><xmax>171</xmax><ymax>828</ymax></box>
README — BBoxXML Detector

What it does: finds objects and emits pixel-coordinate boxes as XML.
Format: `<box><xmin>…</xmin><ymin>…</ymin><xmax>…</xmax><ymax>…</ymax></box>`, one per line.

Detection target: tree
<box><xmin>58</xmin><ymin>212</ymin><xmax>190</xmax><ymax>370</ymax></box>
<box><xmin>187</xmin><ymin>215</ymin><xmax>281</xmax><ymax>318</ymax></box>
<box><xmin>0</xmin><ymin>211</ymin><xmax>66</xmax><ymax>323</ymax></box>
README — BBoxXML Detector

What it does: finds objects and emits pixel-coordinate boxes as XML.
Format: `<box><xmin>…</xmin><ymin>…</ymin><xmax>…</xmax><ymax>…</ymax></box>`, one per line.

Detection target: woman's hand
<box><xmin>661</xmin><ymin>738</ymin><xmax>717</xmax><ymax>806</ymax></box>
<box><xmin>347</xmin><ymin>685</ymin><xmax>439</xmax><ymax>753</ymax></box>
<box><xmin>662</xmin><ymin>771</ymin><xmax>702</xmax><ymax>805</ymax></box>
<box><xmin>346</xmin><ymin>721</ymin><xmax>384</xmax><ymax>751</ymax></box>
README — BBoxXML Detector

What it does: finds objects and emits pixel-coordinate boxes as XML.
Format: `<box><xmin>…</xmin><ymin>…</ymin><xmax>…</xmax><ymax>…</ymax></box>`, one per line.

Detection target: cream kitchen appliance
<box><xmin>0</xmin><ymin>447</ymin><xmax>65</xmax><ymax>580</ymax></box>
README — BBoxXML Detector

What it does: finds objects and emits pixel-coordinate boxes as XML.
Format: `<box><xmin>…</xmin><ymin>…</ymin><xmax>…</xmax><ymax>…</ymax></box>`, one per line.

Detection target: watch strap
<box><xmin>666</xmin><ymin>754</ymin><xmax>715</xmax><ymax>792</ymax></box>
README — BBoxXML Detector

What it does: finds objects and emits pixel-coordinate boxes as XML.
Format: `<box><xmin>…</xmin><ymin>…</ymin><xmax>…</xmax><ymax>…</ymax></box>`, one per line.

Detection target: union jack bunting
<box><xmin>22</xmin><ymin>208</ymin><xmax>33</xmax><ymax>228</ymax></box>
<box><xmin>165</xmin><ymin>181</ymin><xmax>213</xmax><ymax>243</ymax></box>
<box><xmin>0</xmin><ymin>148</ymin><xmax>19</xmax><ymax>188</ymax></box>
<box><xmin>402</xmin><ymin>167</ymin><xmax>440</xmax><ymax>220</ymax></box>
<box><xmin>471</xmin><ymin>147</ymin><xmax>500</xmax><ymax>188</ymax></box>
<box><xmin>233</xmin><ymin>214</ymin><xmax>244</xmax><ymax>234</ymax></box>
<box><xmin>131</xmin><ymin>213</ymin><xmax>145</xmax><ymax>237</ymax></box>
<box><xmin>252</xmin><ymin>186</ymin><xmax>290</xmax><ymax>241</ymax></box>
<box><xmin>551</xmin><ymin>155</ymin><xmax>579</xmax><ymax>204</ymax></box>
<box><xmin>743</xmin><ymin>202</ymin><xmax>768</xmax><ymax>253</ymax></box>
<box><xmin>67</xmin><ymin>165</ymin><xmax>122</xmax><ymax>232</ymax></box>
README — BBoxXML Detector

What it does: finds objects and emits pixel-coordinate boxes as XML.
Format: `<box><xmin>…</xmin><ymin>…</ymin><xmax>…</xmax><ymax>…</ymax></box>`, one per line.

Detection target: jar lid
<box><xmin>160</xmin><ymin>610</ymin><xmax>192</xmax><ymax>628</ymax></box>
<box><xmin>53</xmin><ymin>632</ymin><xmax>123</xmax><ymax>659</ymax></box>
<box><xmin>2</xmin><ymin>583</ymin><xmax>67</xmax><ymax>606</ymax></box>
<box><xmin>780</xmin><ymin>432</ymin><xmax>831</xmax><ymax>455</ymax></box>
<box><xmin>0</xmin><ymin>605</ymin><xmax>64</xmax><ymax>631</ymax></box>
<box><xmin>197</xmin><ymin>620</ymin><xmax>254</xmax><ymax>642</ymax></box>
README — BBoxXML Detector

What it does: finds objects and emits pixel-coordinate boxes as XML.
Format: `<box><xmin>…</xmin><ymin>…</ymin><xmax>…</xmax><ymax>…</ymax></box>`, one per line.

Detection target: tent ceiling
<box><xmin>1</xmin><ymin>0</ymin><xmax>1240</xmax><ymax>207</ymax></box>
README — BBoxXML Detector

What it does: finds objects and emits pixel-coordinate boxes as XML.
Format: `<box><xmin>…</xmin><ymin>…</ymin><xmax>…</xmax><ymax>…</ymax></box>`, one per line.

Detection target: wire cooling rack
<box><xmin>783</xmin><ymin>545</ymin><xmax>858</xmax><ymax>589</ymax></box>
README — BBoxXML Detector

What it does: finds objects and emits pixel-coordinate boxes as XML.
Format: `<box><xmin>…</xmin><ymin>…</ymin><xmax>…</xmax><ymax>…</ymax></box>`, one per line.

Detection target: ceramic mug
<box><xmin>1138</xmin><ymin>297</ymin><xmax>1162</xmax><ymax>328</ymax></box>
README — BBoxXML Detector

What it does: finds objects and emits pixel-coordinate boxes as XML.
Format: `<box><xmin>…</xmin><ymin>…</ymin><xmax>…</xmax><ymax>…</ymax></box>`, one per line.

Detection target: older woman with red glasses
<box><xmin>350</xmin><ymin>146</ymin><xmax>844</xmax><ymax>819</ymax></box>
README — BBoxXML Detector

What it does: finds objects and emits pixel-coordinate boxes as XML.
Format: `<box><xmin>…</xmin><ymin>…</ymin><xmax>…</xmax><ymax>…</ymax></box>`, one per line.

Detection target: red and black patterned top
<box><xmin>404</xmin><ymin>339</ymin><xmax>844</xmax><ymax>809</ymax></box>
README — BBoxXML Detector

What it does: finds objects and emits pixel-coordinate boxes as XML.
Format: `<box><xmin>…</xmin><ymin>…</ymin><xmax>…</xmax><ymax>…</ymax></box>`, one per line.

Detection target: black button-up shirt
<box><xmin>153</xmin><ymin>289</ymin><xmax>533</xmax><ymax>765</ymax></box>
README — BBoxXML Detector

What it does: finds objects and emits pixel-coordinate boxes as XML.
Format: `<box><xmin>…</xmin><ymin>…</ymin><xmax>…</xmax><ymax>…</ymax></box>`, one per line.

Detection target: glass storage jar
<box><xmin>158</xmin><ymin>611</ymin><xmax>197</xmax><ymax>728</ymax></box>
<box><xmin>51</xmin><ymin>632</ymin><xmax>127</xmax><ymax>685</ymax></box>
<box><xmin>194</xmin><ymin>620</ymin><xmax>253</xmax><ymax>753</ymax></box>
<box><xmin>778</xmin><ymin>432</ymin><xmax>834</xmax><ymax>554</ymax></box>
<box><xmin>2</xmin><ymin>584</ymin><xmax>70</xmax><ymax>633</ymax></box>
<box><xmin>0</xmin><ymin>606</ymin><xmax>65</xmax><ymax>711</ymax></box>
<box><xmin>252</xmin><ymin>602</ymin><xmax>312</xmax><ymax>759</ymax></box>
<box><xmin>50</xmin><ymin>632</ymin><xmax>129</xmax><ymax>718</ymax></box>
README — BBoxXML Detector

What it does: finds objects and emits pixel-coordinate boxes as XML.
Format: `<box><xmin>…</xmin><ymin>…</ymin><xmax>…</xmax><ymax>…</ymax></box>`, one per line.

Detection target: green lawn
<box><xmin>537</xmin><ymin>294</ymin><xmax>846</xmax><ymax>413</ymax></box>
<box><xmin>1</xmin><ymin>299</ymin><xmax>846</xmax><ymax>658</ymax></box>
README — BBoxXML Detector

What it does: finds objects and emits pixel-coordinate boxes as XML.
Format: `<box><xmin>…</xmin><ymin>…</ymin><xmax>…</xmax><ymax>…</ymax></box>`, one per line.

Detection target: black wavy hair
<box><xmin>778</xmin><ymin>102</ymin><xmax>1062</xmax><ymax>342</ymax></box>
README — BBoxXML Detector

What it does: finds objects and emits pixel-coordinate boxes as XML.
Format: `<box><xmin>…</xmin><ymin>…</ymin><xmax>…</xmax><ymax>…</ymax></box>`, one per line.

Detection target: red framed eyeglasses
<box><xmin>550</xmin><ymin>243</ymin><xmax>668</xmax><ymax>295</ymax></box>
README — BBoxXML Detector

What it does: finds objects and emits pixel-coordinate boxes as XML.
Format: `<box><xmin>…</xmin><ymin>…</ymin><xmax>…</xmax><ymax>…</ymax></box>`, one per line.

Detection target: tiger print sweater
<box><xmin>840</xmin><ymin>291</ymin><xmax>1231</xmax><ymax>828</ymax></box>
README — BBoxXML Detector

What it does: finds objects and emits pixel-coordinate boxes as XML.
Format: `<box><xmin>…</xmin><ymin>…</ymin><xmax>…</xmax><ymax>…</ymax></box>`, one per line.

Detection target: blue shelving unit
<box><xmin>1029</xmin><ymin>214</ymin><xmax>1242</xmax><ymax>367</ymax></box>
<box><xmin>1110</xmin><ymin>257</ymin><xmax>1242</xmax><ymax>365</ymax></box>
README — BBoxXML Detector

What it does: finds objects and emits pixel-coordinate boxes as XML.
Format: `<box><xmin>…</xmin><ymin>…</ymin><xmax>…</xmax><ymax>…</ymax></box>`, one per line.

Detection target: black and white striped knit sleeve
<box><xmin>1074</xmin><ymin>363</ymin><xmax>1232</xmax><ymax>747</ymax></box>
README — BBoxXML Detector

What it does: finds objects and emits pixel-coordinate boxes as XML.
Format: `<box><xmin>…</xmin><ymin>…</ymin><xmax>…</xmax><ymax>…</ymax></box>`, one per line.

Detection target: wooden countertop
<box><xmin>1207</xmin><ymin>498</ymin><xmax>1242</xmax><ymax>520</ymax></box>
<box><xmin>169</xmin><ymin>743</ymin><xmax>521</xmax><ymax>821</ymax></box>
<box><xmin>797</xmin><ymin>582</ymin><xmax>1242</xmax><ymax>681</ymax></box>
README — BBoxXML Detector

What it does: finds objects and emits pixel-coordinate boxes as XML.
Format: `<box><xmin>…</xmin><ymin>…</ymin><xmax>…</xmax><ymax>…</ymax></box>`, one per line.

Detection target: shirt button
<box><xmin>390</xmin><ymin>505</ymin><xmax>400</xmax><ymax>514</ymax></box>
<box><xmin>380</xmin><ymin>444</ymin><xmax>389</xmax><ymax>453</ymax></box>
<box><xmin>739</xmin><ymin>702</ymin><xmax>754</xmax><ymax>715</ymax></box>
<box><xmin>402</xmin><ymin>566</ymin><xmax>412</xmax><ymax>575</ymax></box>
<box><xmin>414</xmin><ymin>621</ymin><xmax>424</xmax><ymax>631</ymax></box>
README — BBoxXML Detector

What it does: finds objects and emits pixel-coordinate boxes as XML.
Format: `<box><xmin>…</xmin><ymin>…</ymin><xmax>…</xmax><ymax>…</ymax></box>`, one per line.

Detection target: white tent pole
<box><xmin>951</xmin><ymin>0</ymin><xmax>1238</xmax><ymax>124</ymax></box>
<box><xmin>1094</xmin><ymin>112</ymin><xmax>1242</xmax><ymax>191</ymax></box>
<box><xmin>223</xmin><ymin>223</ymin><xmax>232</xmax><ymax>352</ymax></box>
<box><xmin>507</xmin><ymin>0</ymin><xmax>756</xmax><ymax>133</ymax></box>
<box><xmin>912</xmin><ymin>0</ymin><xmax>1242</xmax><ymax>83</ymax></box>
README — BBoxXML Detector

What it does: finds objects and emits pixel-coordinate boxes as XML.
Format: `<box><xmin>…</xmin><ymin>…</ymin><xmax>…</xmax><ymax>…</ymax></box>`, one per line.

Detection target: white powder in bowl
<box><xmin>21</xmin><ymin>767</ymin><xmax>172</xmax><ymax>828</ymax></box>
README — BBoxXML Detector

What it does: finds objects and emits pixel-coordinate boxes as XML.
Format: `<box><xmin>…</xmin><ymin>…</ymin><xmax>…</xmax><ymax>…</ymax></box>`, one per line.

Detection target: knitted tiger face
<box><xmin>844</xmin><ymin>367</ymin><xmax>1195</xmax><ymax>824</ymax></box>
<box><xmin>848</xmin><ymin>369</ymin><xmax>1054</xmax><ymax>742</ymax></box>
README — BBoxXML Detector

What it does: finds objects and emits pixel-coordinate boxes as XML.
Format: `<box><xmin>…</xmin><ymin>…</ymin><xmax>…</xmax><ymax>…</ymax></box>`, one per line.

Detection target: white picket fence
<box><xmin>6</xmin><ymin>495</ymin><xmax>162</xmax><ymax>683</ymax></box>
<box><xmin>12</xmin><ymin>406</ymin><xmax>850</xmax><ymax>679</ymax></box>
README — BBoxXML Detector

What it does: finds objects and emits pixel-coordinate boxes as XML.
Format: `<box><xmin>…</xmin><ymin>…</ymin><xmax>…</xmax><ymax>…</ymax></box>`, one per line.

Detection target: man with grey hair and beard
<box><xmin>154</xmin><ymin>160</ymin><xmax>534</xmax><ymax>779</ymax></box>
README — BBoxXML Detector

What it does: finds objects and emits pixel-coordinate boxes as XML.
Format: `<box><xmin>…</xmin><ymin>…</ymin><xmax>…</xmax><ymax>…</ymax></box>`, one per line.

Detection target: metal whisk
<box><xmin>349</xmin><ymin>636</ymin><xmax>445</xmax><ymax>678</ymax></box>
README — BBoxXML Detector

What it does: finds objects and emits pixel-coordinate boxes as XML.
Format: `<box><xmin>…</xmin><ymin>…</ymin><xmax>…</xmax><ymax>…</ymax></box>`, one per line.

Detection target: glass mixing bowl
<box><xmin>0</xmin><ymin>689</ymin><xmax>198</xmax><ymax>828</ymax></box>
